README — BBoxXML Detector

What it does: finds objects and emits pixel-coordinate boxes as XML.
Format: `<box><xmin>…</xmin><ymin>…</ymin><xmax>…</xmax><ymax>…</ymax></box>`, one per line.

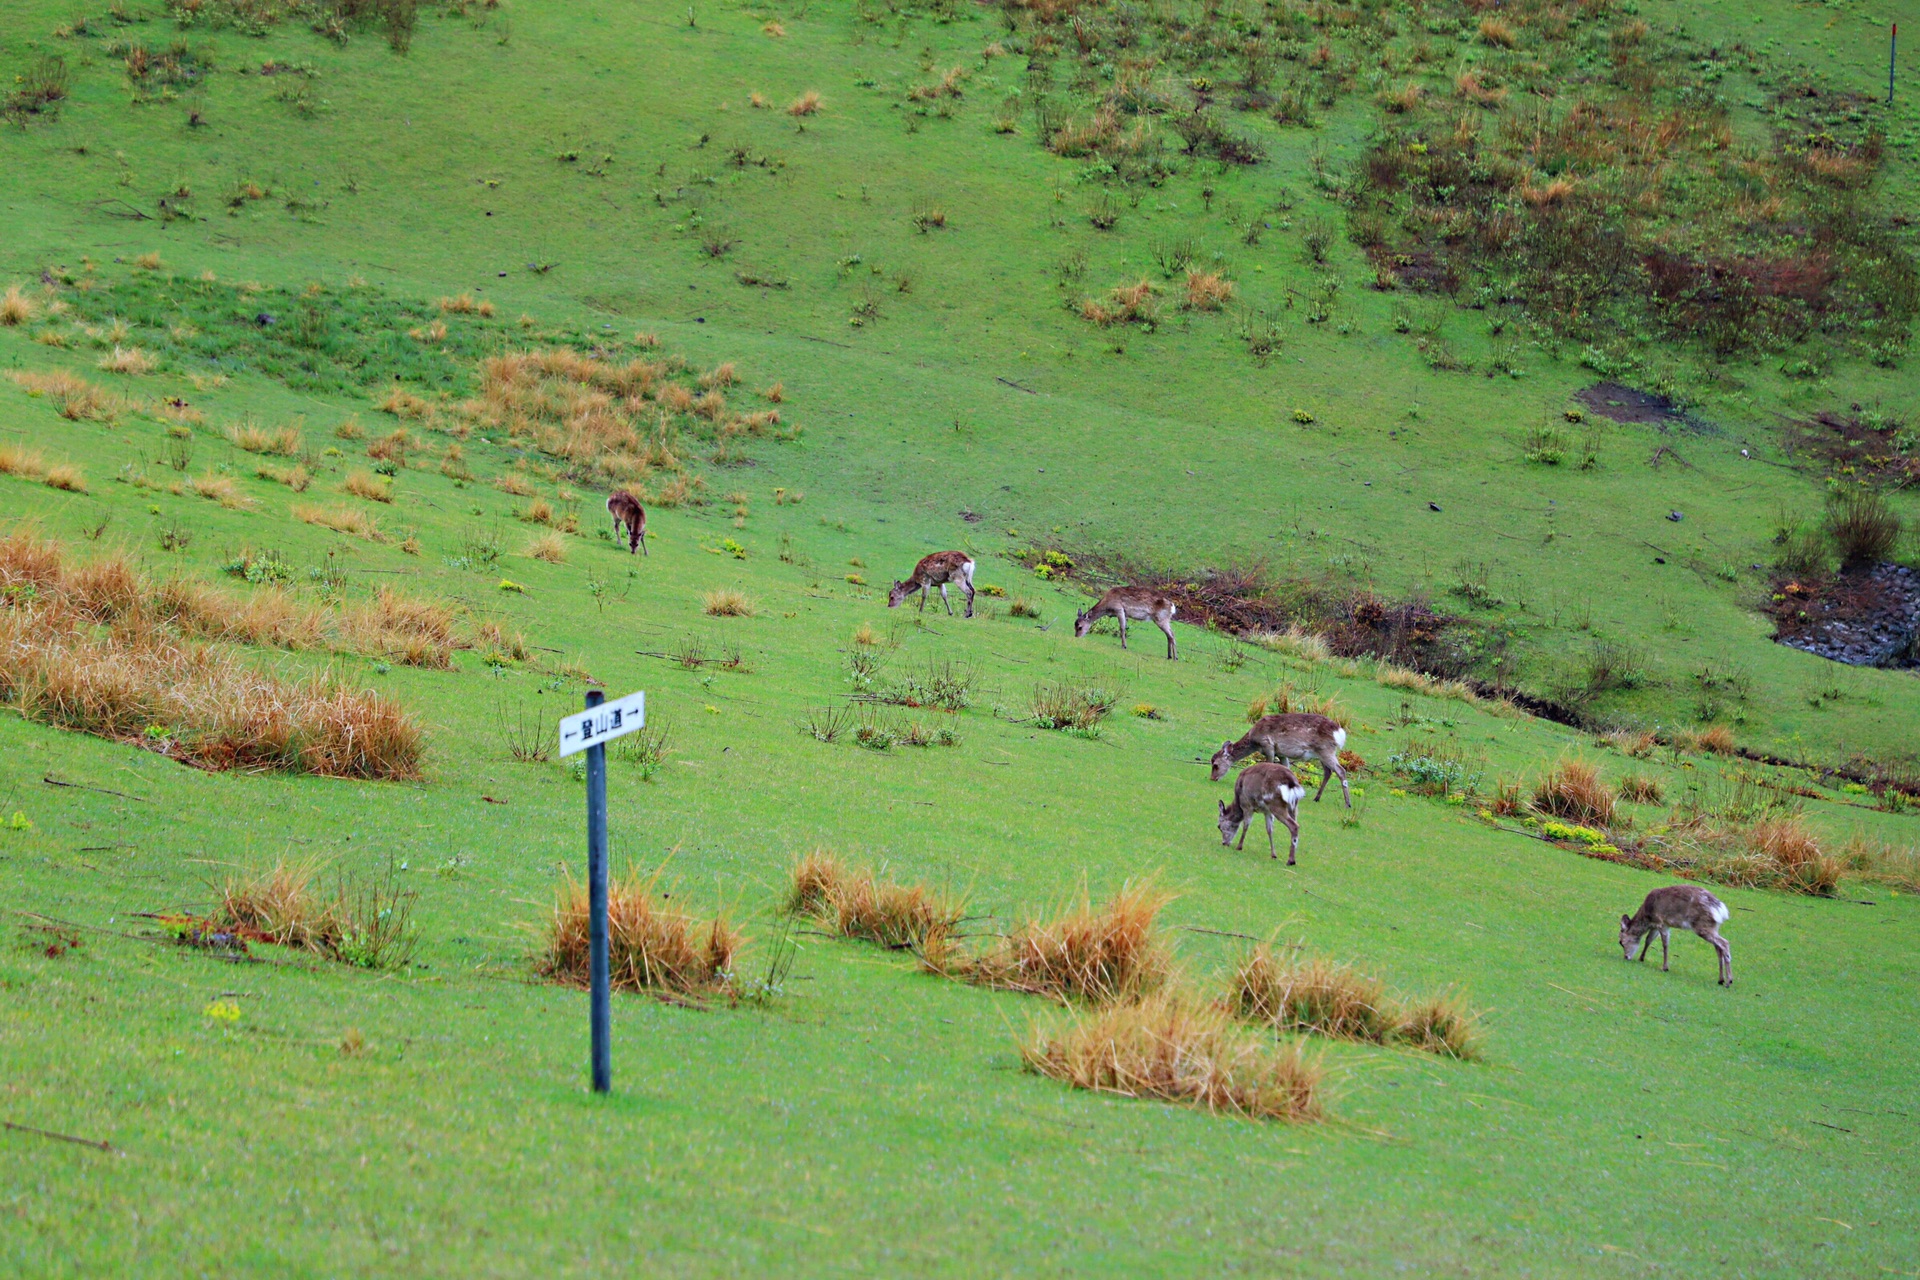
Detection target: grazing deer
<box><xmin>1210</xmin><ymin>713</ymin><xmax>1351</xmax><ymax>808</ymax></box>
<box><xmin>888</xmin><ymin>551</ymin><xmax>976</xmax><ymax>617</ymax></box>
<box><xmin>1620</xmin><ymin>885</ymin><xmax>1733</xmax><ymax>987</ymax></box>
<box><xmin>1074</xmin><ymin>586</ymin><xmax>1178</xmax><ymax>659</ymax></box>
<box><xmin>1217</xmin><ymin>763</ymin><xmax>1305</xmax><ymax>864</ymax></box>
<box><xmin>606</xmin><ymin>490</ymin><xmax>647</xmax><ymax>555</ymax></box>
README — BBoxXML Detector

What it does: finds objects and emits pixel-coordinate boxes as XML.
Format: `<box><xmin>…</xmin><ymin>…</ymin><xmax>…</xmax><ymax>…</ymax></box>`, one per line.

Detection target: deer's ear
<box><xmin>1620</xmin><ymin>914</ymin><xmax>1632</xmax><ymax>926</ymax></box>
<box><xmin>1217</xmin><ymin>800</ymin><xmax>1227</xmax><ymax>815</ymax></box>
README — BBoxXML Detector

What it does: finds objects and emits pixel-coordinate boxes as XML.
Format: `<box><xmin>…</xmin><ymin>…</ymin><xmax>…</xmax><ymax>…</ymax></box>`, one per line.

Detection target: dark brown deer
<box><xmin>888</xmin><ymin>551</ymin><xmax>976</xmax><ymax>617</ymax></box>
<box><xmin>606</xmin><ymin>490</ymin><xmax>647</xmax><ymax>555</ymax></box>
<box><xmin>1217</xmin><ymin>763</ymin><xmax>1305</xmax><ymax>864</ymax></box>
<box><xmin>1620</xmin><ymin>885</ymin><xmax>1733</xmax><ymax>987</ymax></box>
<box><xmin>1074</xmin><ymin>586</ymin><xmax>1178</xmax><ymax>659</ymax></box>
<box><xmin>1210</xmin><ymin>713</ymin><xmax>1350</xmax><ymax>807</ymax></box>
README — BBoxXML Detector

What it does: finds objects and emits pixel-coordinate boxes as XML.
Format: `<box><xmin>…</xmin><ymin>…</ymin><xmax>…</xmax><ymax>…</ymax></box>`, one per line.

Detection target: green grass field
<box><xmin>3</xmin><ymin>1</ymin><xmax>1919</xmax><ymax>1275</ymax></box>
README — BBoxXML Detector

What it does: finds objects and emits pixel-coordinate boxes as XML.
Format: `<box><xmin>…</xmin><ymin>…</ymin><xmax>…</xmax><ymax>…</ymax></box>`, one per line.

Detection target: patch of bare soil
<box><xmin>1783</xmin><ymin>409</ymin><xmax>1920</xmax><ymax>487</ymax></box>
<box><xmin>1575</xmin><ymin>382</ymin><xmax>1711</xmax><ymax>432</ymax></box>
<box><xmin>1764</xmin><ymin>563</ymin><xmax>1920</xmax><ymax>667</ymax></box>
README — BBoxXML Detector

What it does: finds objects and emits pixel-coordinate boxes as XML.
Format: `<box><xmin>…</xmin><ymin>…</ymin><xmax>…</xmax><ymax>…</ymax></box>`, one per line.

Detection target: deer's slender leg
<box><xmin>939</xmin><ymin>583</ymin><xmax>954</xmax><ymax>616</ymax></box>
<box><xmin>1705</xmin><ymin>930</ymin><xmax>1732</xmax><ymax>986</ymax></box>
<box><xmin>1236</xmin><ymin>819</ymin><xmax>1249</xmax><ymax>850</ymax></box>
<box><xmin>1659</xmin><ymin>928</ymin><xmax>1671</xmax><ymax>972</ymax></box>
<box><xmin>1310</xmin><ymin>753</ymin><xmax>1332</xmax><ymax>802</ymax></box>
<box><xmin>1159</xmin><ymin>614</ymin><xmax>1177</xmax><ymax>660</ymax></box>
<box><xmin>1264</xmin><ymin>813</ymin><xmax>1277</xmax><ymax>860</ymax></box>
<box><xmin>1281</xmin><ymin>804</ymin><xmax>1299</xmax><ymax>865</ymax></box>
<box><xmin>1635</xmin><ymin>933</ymin><xmax>1654</xmax><ymax>962</ymax></box>
<box><xmin>1323</xmin><ymin>749</ymin><xmax>1352</xmax><ymax>808</ymax></box>
<box><xmin>963</xmin><ymin>573</ymin><xmax>975</xmax><ymax>618</ymax></box>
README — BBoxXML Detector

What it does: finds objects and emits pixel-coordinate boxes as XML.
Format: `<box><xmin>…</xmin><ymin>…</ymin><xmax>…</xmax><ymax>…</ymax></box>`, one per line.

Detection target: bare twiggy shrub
<box><xmin>929</xmin><ymin>881</ymin><xmax>1171</xmax><ymax>1005</ymax></box>
<box><xmin>538</xmin><ymin>870</ymin><xmax>741</xmax><ymax>994</ymax></box>
<box><xmin>1530</xmin><ymin>758</ymin><xmax>1617</xmax><ymax>827</ymax></box>
<box><xmin>1825</xmin><ymin>487</ymin><xmax>1900</xmax><ymax>569</ymax></box>
<box><xmin>784</xmin><ymin>852</ymin><xmax>964</xmax><ymax>950</ymax></box>
<box><xmin>1023</xmin><ymin>990</ymin><xmax>1323</xmax><ymax>1122</ymax></box>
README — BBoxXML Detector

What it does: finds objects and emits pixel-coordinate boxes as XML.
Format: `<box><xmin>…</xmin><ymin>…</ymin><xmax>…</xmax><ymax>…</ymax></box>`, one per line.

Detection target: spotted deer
<box><xmin>888</xmin><ymin>551</ymin><xmax>976</xmax><ymax>617</ymax></box>
<box><xmin>1620</xmin><ymin>885</ymin><xmax>1733</xmax><ymax>987</ymax></box>
<box><xmin>1217</xmin><ymin>763</ymin><xmax>1305</xmax><ymax>864</ymax></box>
<box><xmin>606</xmin><ymin>490</ymin><xmax>647</xmax><ymax>555</ymax></box>
<box><xmin>1073</xmin><ymin>586</ymin><xmax>1178</xmax><ymax>659</ymax></box>
<box><xmin>1210</xmin><ymin>713</ymin><xmax>1350</xmax><ymax>808</ymax></box>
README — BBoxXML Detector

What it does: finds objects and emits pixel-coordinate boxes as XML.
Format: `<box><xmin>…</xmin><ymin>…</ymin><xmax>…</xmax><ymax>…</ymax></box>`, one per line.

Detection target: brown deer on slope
<box><xmin>606</xmin><ymin>490</ymin><xmax>647</xmax><ymax>555</ymax></box>
<box><xmin>1074</xmin><ymin>586</ymin><xmax>1178</xmax><ymax>659</ymax></box>
<box><xmin>1217</xmin><ymin>763</ymin><xmax>1305</xmax><ymax>864</ymax></box>
<box><xmin>1620</xmin><ymin>885</ymin><xmax>1733</xmax><ymax>986</ymax></box>
<box><xmin>888</xmin><ymin>551</ymin><xmax>976</xmax><ymax>617</ymax></box>
<box><xmin>1210</xmin><ymin>713</ymin><xmax>1351</xmax><ymax>808</ymax></box>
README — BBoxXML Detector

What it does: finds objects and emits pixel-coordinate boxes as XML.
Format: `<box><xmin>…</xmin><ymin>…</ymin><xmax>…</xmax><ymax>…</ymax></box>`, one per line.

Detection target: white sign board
<box><xmin>558</xmin><ymin>691</ymin><xmax>645</xmax><ymax>758</ymax></box>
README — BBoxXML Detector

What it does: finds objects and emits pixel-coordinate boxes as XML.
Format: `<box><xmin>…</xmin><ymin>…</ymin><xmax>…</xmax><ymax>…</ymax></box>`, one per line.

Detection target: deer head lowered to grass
<box><xmin>1620</xmin><ymin>884</ymin><xmax>1733</xmax><ymax>986</ymax></box>
<box><xmin>1074</xmin><ymin>585</ymin><xmax>1178</xmax><ymax>659</ymax></box>
<box><xmin>887</xmin><ymin>551</ymin><xmax>975</xmax><ymax>617</ymax></box>
<box><xmin>606</xmin><ymin>490</ymin><xmax>647</xmax><ymax>555</ymax></box>
<box><xmin>1217</xmin><ymin>763</ymin><xmax>1305</xmax><ymax>864</ymax></box>
<box><xmin>1210</xmin><ymin>713</ymin><xmax>1351</xmax><ymax>807</ymax></box>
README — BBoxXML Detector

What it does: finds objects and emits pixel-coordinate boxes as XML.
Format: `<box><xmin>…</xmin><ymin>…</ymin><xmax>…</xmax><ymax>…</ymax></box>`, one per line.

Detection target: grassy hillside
<box><xmin>2</xmin><ymin>2</ymin><xmax>1919</xmax><ymax>1276</ymax></box>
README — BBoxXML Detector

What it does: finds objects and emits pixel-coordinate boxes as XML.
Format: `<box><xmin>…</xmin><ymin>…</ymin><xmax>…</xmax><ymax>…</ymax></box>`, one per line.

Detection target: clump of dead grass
<box><xmin>190</xmin><ymin>473</ymin><xmax>252</xmax><ymax>509</ymax></box>
<box><xmin>784</xmin><ymin>851</ymin><xmax>964</xmax><ymax>950</ymax></box>
<box><xmin>1023</xmin><ymin>989</ymin><xmax>1323</xmax><ymax>1122</ymax></box>
<box><xmin>538</xmin><ymin>869</ymin><xmax>741</xmax><ymax>994</ymax></box>
<box><xmin>1</xmin><ymin>284</ymin><xmax>37</xmax><ymax>326</ymax></box>
<box><xmin>0</xmin><ymin>445</ymin><xmax>48</xmax><ymax>480</ymax></box>
<box><xmin>7</xmin><ymin>369</ymin><xmax>118</xmax><ymax>421</ymax></box>
<box><xmin>1619</xmin><ymin>773</ymin><xmax>1664</xmax><ymax>805</ymax></box>
<box><xmin>1230</xmin><ymin>942</ymin><xmax>1484</xmax><ymax>1060</ymax></box>
<box><xmin>214</xmin><ymin>857</ymin><xmax>417</xmax><ymax>967</ymax></box>
<box><xmin>293</xmin><ymin>503</ymin><xmax>384</xmax><ymax>541</ymax></box>
<box><xmin>225</xmin><ymin>422</ymin><xmax>302</xmax><ymax>455</ymax></box>
<box><xmin>788</xmin><ymin>90</ymin><xmax>822</xmax><ymax>116</ymax></box>
<box><xmin>927</xmin><ymin>880</ymin><xmax>1171</xmax><ymax>1005</ymax></box>
<box><xmin>1530</xmin><ymin>758</ymin><xmax>1617</xmax><ymax>827</ymax></box>
<box><xmin>525</xmin><ymin>532</ymin><xmax>567</xmax><ymax>564</ymax></box>
<box><xmin>1183</xmin><ymin>270</ymin><xmax>1234</xmax><ymax>311</ymax></box>
<box><xmin>702</xmin><ymin>588</ymin><xmax>755</xmax><ymax>617</ymax></box>
<box><xmin>342</xmin><ymin>469</ymin><xmax>393</xmax><ymax>503</ymax></box>
<box><xmin>96</xmin><ymin>345</ymin><xmax>155</xmax><ymax>375</ymax></box>
<box><xmin>44</xmin><ymin>465</ymin><xmax>87</xmax><ymax>493</ymax></box>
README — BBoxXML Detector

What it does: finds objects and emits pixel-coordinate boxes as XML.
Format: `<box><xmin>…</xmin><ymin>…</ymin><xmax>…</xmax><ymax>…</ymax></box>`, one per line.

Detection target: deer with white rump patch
<box><xmin>888</xmin><ymin>551</ymin><xmax>976</xmax><ymax>617</ymax></box>
<box><xmin>1620</xmin><ymin>884</ymin><xmax>1733</xmax><ymax>987</ymax></box>
<box><xmin>1218</xmin><ymin>763</ymin><xmax>1305</xmax><ymax>864</ymax></box>
<box><xmin>1074</xmin><ymin>586</ymin><xmax>1178</xmax><ymax>659</ymax></box>
<box><xmin>606</xmin><ymin>490</ymin><xmax>647</xmax><ymax>555</ymax></box>
<box><xmin>1210</xmin><ymin>713</ymin><xmax>1351</xmax><ymax>808</ymax></box>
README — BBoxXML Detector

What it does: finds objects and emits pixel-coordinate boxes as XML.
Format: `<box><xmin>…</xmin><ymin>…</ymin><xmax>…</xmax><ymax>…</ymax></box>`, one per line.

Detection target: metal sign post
<box><xmin>558</xmin><ymin>689</ymin><xmax>646</xmax><ymax>1094</ymax></box>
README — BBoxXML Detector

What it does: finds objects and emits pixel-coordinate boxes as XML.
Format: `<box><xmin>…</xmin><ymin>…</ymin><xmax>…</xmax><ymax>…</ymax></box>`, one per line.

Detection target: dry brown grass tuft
<box><xmin>132</xmin><ymin>252</ymin><xmax>164</xmax><ymax>270</ymax></box>
<box><xmin>342</xmin><ymin>470</ymin><xmax>393</xmax><ymax>503</ymax></box>
<box><xmin>525</xmin><ymin>532</ymin><xmax>567</xmax><ymax>564</ymax></box>
<box><xmin>1230</xmin><ymin>945</ymin><xmax>1396</xmax><ymax>1043</ymax></box>
<box><xmin>293</xmin><ymin>503</ymin><xmax>383</xmax><ymax>541</ymax></box>
<box><xmin>698</xmin><ymin>361</ymin><xmax>738</xmax><ymax>389</ymax></box>
<box><xmin>1378</xmin><ymin>81</ymin><xmax>1424</xmax><ymax>113</ymax></box>
<box><xmin>7</xmin><ymin>369</ymin><xmax>117</xmax><ymax>421</ymax></box>
<box><xmin>437</xmin><ymin>293</ymin><xmax>478</xmax><ymax>314</ymax></box>
<box><xmin>96</xmin><ymin>345</ymin><xmax>155</xmax><ymax>375</ymax></box>
<box><xmin>225</xmin><ymin>421</ymin><xmax>303</xmax><ymax>455</ymax></box>
<box><xmin>1743</xmin><ymin>817</ymin><xmax>1839</xmax><ymax>896</ymax></box>
<box><xmin>1082</xmin><ymin>278</ymin><xmax>1157</xmax><ymax>327</ymax></box>
<box><xmin>409</xmin><ymin>319</ymin><xmax>448</xmax><ymax>344</ymax></box>
<box><xmin>1478</xmin><ymin>16</ymin><xmax>1517</xmax><ymax>47</ymax></box>
<box><xmin>1023</xmin><ymin>989</ymin><xmax>1323</xmax><ymax>1122</ymax></box>
<box><xmin>518</xmin><ymin>497</ymin><xmax>554</xmax><ymax>525</ymax></box>
<box><xmin>1839</xmin><ymin>834</ymin><xmax>1920</xmax><ymax>892</ymax></box>
<box><xmin>1183</xmin><ymin>270</ymin><xmax>1234</xmax><ymax>311</ymax></box>
<box><xmin>538</xmin><ymin>869</ymin><xmax>741</xmax><ymax>994</ymax></box>
<box><xmin>1698</xmin><ymin>725</ymin><xmax>1737</xmax><ymax>756</ymax></box>
<box><xmin>339</xmin><ymin>588</ymin><xmax>460</xmax><ymax>669</ymax></box>
<box><xmin>1603</xmin><ymin>728</ymin><xmax>1659</xmax><ymax>758</ymax></box>
<box><xmin>255</xmin><ymin>463</ymin><xmax>312</xmax><ymax>492</ymax></box>
<box><xmin>1456</xmin><ymin>70</ymin><xmax>1508</xmax><ymax>108</ymax></box>
<box><xmin>493</xmin><ymin>472</ymin><xmax>536</xmax><ymax>497</ymax></box>
<box><xmin>702</xmin><ymin>588</ymin><xmax>755</xmax><ymax>617</ymax></box>
<box><xmin>1396</xmin><ymin>992</ymin><xmax>1483</xmax><ymax>1060</ymax></box>
<box><xmin>0</xmin><ymin>590</ymin><xmax>424</xmax><ymax>779</ymax></box>
<box><xmin>788</xmin><ymin>90</ymin><xmax>822</xmax><ymax>116</ymax></box>
<box><xmin>929</xmin><ymin>881</ymin><xmax>1171</xmax><ymax>1005</ymax></box>
<box><xmin>1619</xmin><ymin>773</ymin><xmax>1665</xmax><ymax>805</ymax></box>
<box><xmin>1530</xmin><ymin>758</ymin><xmax>1617</xmax><ymax>827</ymax></box>
<box><xmin>43</xmin><ymin>465</ymin><xmax>87</xmax><ymax>493</ymax></box>
<box><xmin>219</xmin><ymin>861</ymin><xmax>340</xmax><ymax>951</ymax></box>
<box><xmin>189</xmin><ymin>473</ymin><xmax>252</xmax><ymax>509</ymax></box>
<box><xmin>0</xmin><ymin>445</ymin><xmax>49</xmax><ymax>479</ymax></box>
<box><xmin>749</xmin><ymin>91</ymin><xmax>769</xmax><ymax>109</ymax></box>
<box><xmin>0</xmin><ymin>284</ymin><xmax>37</xmax><ymax>327</ymax></box>
<box><xmin>784</xmin><ymin>852</ymin><xmax>964</xmax><ymax>950</ymax></box>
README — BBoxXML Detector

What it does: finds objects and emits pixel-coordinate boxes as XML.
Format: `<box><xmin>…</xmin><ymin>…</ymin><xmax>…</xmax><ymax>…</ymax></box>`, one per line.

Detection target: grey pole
<box><xmin>585</xmin><ymin>689</ymin><xmax>611</xmax><ymax>1093</ymax></box>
